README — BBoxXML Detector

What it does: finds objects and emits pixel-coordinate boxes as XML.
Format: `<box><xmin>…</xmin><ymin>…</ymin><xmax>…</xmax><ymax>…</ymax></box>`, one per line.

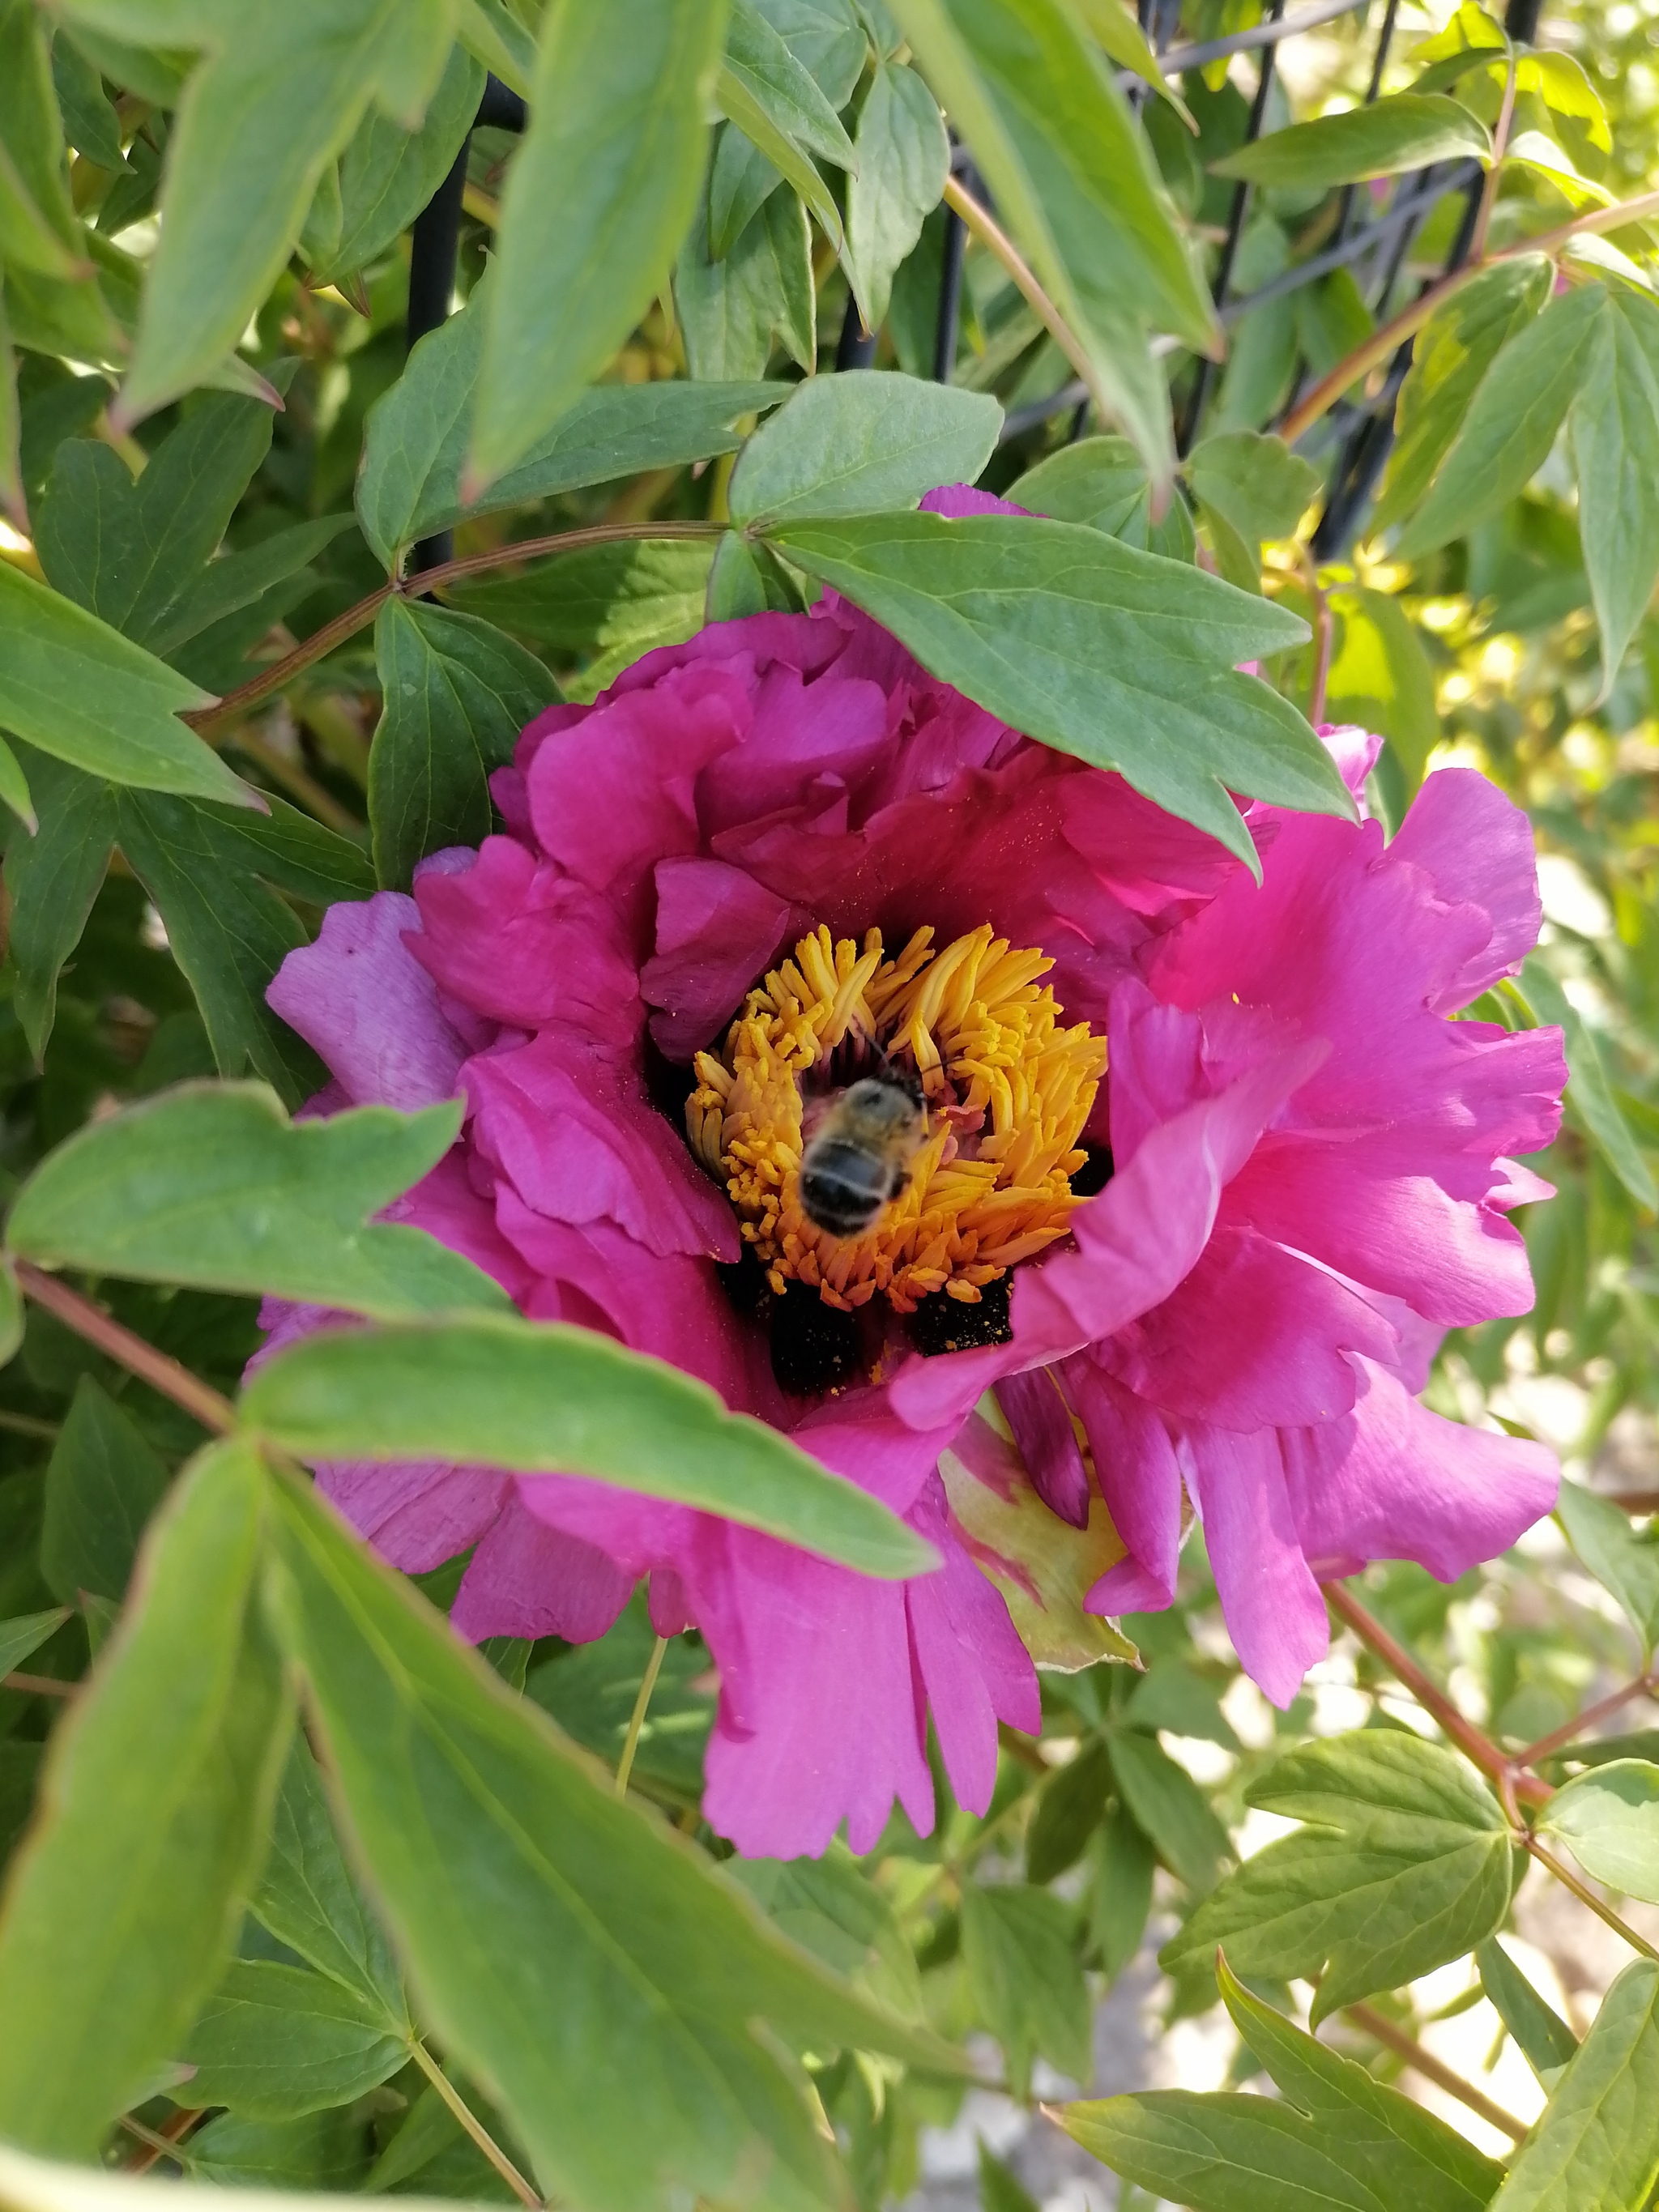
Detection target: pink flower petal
<box><xmin>268</xmin><ymin>893</ymin><xmax>467</xmax><ymax>1110</ymax></box>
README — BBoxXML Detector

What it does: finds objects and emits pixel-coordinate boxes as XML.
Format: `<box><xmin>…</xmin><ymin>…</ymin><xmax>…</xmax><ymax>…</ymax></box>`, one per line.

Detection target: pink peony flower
<box><xmin>264</xmin><ymin>488</ymin><xmax>1565</xmax><ymax>1856</ymax></box>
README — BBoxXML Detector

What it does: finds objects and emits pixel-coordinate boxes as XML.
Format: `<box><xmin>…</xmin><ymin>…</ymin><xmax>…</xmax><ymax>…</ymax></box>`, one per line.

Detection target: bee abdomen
<box><xmin>799</xmin><ymin>1142</ymin><xmax>904</xmax><ymax>1238</ymax></box>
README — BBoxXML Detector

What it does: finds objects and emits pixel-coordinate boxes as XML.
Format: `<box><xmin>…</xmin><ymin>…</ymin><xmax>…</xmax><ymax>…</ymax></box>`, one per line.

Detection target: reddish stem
<box><xmin>181</xmin><ymin>519</ymin><xmax>723</xmax><ymax>737</ymax></box>
<box><xmin>13</xmin><ymin>1260</ymin><xmax>235</xmax><ymax>1436</ymax></box>
<box><xmin>1516</xmin><ymin>1671</ymin><xmax>1659</xmax><ymax>1770</ymax></box>
<box><xmin>1342</xmin><ymin>2002</ymin><xmax>1528</xmax><ymax>2142</ymax></box>
<box><xmin>2</xmin><ymin>1672</ymin><xmax>75</xmax><ymax>1699</ymax></box>
<box><xmin>1325</xmin><ymin>1583</ymin><xmax>1550</xmax><ymax>1805</ymax></box>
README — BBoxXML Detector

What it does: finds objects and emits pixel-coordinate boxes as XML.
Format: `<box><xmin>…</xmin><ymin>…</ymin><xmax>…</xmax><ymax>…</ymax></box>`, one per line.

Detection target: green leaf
<box><xmin>1160</xmin><ymin>1730</ymin><xmax>1512</xmax><ymax>2022</ymax></box>
<box><xmin>147</xmin><ymin>515</ymin><xmax>359</xmax><ymax>658</ymax></box>
<box><xmin>263</xmin><ymin>1467</ymin><xmax>958</xmax><ymax>2212</ymax></box>
<box><xmin>0</xmin><ymin>0</ymin><xmax>84</xmax><ymax>281</ymax></box>
<box><xmin>41</xmin><ymin>1375</ymin><xmax>173</xmax><ymax>1605</ymax></box>
<box><xmin>1124</xmin><ymin>1661</ymin><xmax>1242</xmax><ymax>1750</ymax></box>
<box><xmin>1063</xmin><ymin>1954</ymin><xmax>1503</xmax><ymax>2210</ymax></box>
<box><xmin>1555</xmin><ymin>1480</ymin><xmax>1659</xmax><ymax>1659</ymax></box>
<box><xmin>1571</xmin><ymin>290</ymin><xmax>1659</xmax><ymax>693</ymax></box>
<box><xmin>0</xmin><ymin>1436</ymin><xmax>292</xmax><ymax>2158</ymax></box>
<box><xmin>456</xmin><ymin>0</ymin><xmax>536</xmax><ymax>97</ymax></box>
<box><xmin>888</xmin><ymin>0</ymin><xmax>1218</xmax><ymax>487</ymax></box>
<box><xmin>1108</xmin><ymin>1728</ymin><xmax>1231</xmax><ymax>1894</ymax></box>
<box><xmin>188</xmin><ymin>2108</ymin><xmax>373</xmax><ymax>2190</ymax></box>
<box><xmin>710</xmin><ymin>123</ymin><xmax>783</xmax><ymax>261</ymax></box>
<box><xmin>1323</xmin><ymin>586</ymin><xmax>1439</xmax><ymax>790</ymax></box>
<box><xmin>448</xmin><ymin>536</ymin><xmax>719</xmax><ymax>676</ymax></box>
<box><xmin>113</xmin><ymin>791</ymin><xmax>324</xmax><ymax>1103</ymax></box>
<box><xmin>251</xmin><ymin>1738</ymin><xmax>409</xmax><ymax>2024</ymax></box>
<box><xmin>979</xmin><ymin>2142</ymin><xmax>1041</xmax><ymax>2212</ymax></box>
<box><xmin>718</xmin><ymin>0</ymin><xmax>857</xmax><ymax>254</ymax></box>
<box><xmin>356</xmin><ymin>271</ymin><xmax>780</xmax><ymax>569</ymax></box>
<box><xmin>1375</xmin><ymin>257</ymin><xmax>1553</xmax><ymax>535</ymax></box>
<box><xmin>1010</xmin><ymin>433</ymin><xmax>1195</xmax><ymax>560</ymax></box>
<box><xmin>728</xmin><ymin>372</ymin><xmax>1001</xmax><ymax>523</ymax></box>
<box><xmin>1026</xmin><ymin>1736</ymin><xmax>1113</xmax><ymax>1885</ymax></box>
<box><xmin>937</xmin><ymin>1411</ymin><xmax>1140</xmax><ymax>1667</ymax></box>
<box><xmin>705</xmin><ymin>528</ymin><xmax>801</xmax><ymax>621</ymax></box>
<box><xmin>2</xmin><ymin>749</ymin><xmax>115</xmax><ymax>1059</ymax></box>
<box><xmin>0</xmin><ymin>560</ymin><xmax>250</xmax><ymax>806</ymax></box>
<box><xmin>178</xmin><ymin>1959</ymin><xmax>409</xmax><ymax>2119</ymax></box>
<box><xmin>0</xmin><ymin>1607</ymin><xmax>71</xmax><ymax>1679</ymax></box>
<box><xmin>727</xmin><ymin>1849</ymin><xmax>925</xmax><ymax>2022</ymax></box>
<box><xmin>51</xmin><ymin>30</ymin><xmax>127</xmax><ymax>174</ymax></box>
<box><xmin>727</xmin><ymin>0</ymin><xmax>856</xmax><ymax>169</ymax></box>
<box><xmin>1538</xmin><ymin>1760</ymin><xmax>1659</xmax><ymax>1904</ymax></box>
<box><xmin>0</xmin><ymin>1255</ymin><xmax>20</xmax><ymax>1368</ymax></box>
<box><xmin>1476</xmin><ymin>1937</ymin><xmax>1578</xmax><ymax>2085</ymax></box>
<box><xmin>1397</xmin><ymin>283</ymin><xmax>1610</xmax><ymax>561</ymax></box>
<box><xmin>766</xmin><ymin>509</ymin><xmax>1345</xmax><ymax>873</ymax></box>
<box><xmin>1073</xmin><ymin>0</ymin><xmax>1189</xmax><ymax>117</ymax></box>
<box><xmin>1515</xmin><ymin>957</ymin><xmax>1657</xmax><ymax>1210</ymax></box>
<box><xmin>1213</xmin><ymin>93</ymin><xmax>1491</xmax><ymax>188</ymax></box>
<box><xmin>527</xmin><ymin>1599</ymin><xmax>714</xmax><ymax>1802</ymax></box>
<box><xmin>241</xmin><ymin>1312</ymin><xmax>936</xmax><ymax>1580</ymax></box>
<box><xmin>313</xmin><ymin>42</ymin><xmax>485</xmax><ymax>283</ymax></box>
<box><xmin>676</xmin><ymin>186</ymin><xmax>816</xmax><ymax>378</ymax></box>
<box><xmin>847</xmin><ymin>61</ymin><xmax>949</xmax><ymax>327</ymax></box>
<box><xmin>114</xmin><ymin>3</ymin><xmax>453</xmax><ymax>424</ymax></box>
<box><xmin>1185</xmin><ymin>431</ymin><xmax>1320</xmax><ymax>552</ymax></box>
<box><xmin>467</xmin><ymin>0</ymin><xmax>728</xmax><ymax>491</ymax></box>
<box><xmin>369</xmin><ymin>599</ymin><xmax>557</xmax><ymax>891</ymax></box>
<box><xmin>758</xmin><ymin>0</ymin><xmax>868</xmax><ymax>99</ymax></box>
<box><xmin>960</xmin><ymin>1884</ymin><xmax>1091</xmax><ymax>2093</ymax></box>
<box><xmin>1488</xmin><ymin>1960</ymin><xmax>1659</xmax><ymax>2210</ymax></box>
<box><xmin>8</xmin><ymin>1082</ymin><xmax>511</xmax><ymax>1322</ymax></box>
<box><xmin>1090</xmin><ymin>1804</ymin><xmax>1156</xmax><ymax>1980</ymax></box>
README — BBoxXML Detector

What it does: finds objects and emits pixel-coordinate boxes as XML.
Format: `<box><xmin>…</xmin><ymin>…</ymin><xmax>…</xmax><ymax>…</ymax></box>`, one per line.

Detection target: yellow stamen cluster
<box><xmin>687</xmin><ymin>922</ymin><xmax>1107</xmax><ymax>1314</ymax></box>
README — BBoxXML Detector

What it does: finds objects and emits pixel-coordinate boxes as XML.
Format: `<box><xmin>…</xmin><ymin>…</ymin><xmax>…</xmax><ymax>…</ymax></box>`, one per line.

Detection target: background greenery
<box><xmin>2</xmin><ymin>0</ymin><xmax>1659</xmax><ymax>2207</ymax></box>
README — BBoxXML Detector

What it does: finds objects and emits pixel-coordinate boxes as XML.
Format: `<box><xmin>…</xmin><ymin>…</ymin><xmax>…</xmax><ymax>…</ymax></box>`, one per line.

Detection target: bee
<box><xmin>798</xmin><ymin>1072</ymin><xmax>927</xmax><ymax>1239</ymax></box>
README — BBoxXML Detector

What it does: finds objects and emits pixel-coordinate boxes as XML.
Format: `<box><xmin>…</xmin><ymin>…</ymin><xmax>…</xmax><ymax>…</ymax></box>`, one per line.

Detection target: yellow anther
<box><xmin>685</xmin><ymin>920</ymin><xmax>1106</xmax><ymax>1315</ymax></box>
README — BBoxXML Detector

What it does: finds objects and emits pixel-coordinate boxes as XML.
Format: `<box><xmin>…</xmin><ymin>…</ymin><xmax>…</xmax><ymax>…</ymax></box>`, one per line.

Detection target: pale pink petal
<box><xmin>267</xmin><ymin>893</ymin><xmax>467</xmax><ymax>1110</ymax></box>
<box><xmin>452</xmin><ymin>1488</ymin><xmax>633</xmax><ymax>1643</ymax></box>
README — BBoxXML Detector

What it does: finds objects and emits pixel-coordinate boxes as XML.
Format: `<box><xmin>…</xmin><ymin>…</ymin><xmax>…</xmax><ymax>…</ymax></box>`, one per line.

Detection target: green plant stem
<box><xmin>407</xmin><ymin>2039</ymin><xmax>542</xmax><ymax>2209</ymax></box>
<box><xmin>181</xmin><ymin>519</ymin><xmax>726</xmax><ymax>738</ymax></box>
<box><xmin>1341</xmin><ymin>2001</ymin><xmax>1528</xmax><ymax>2141</ymax></box>
<box><xmin>12</xmin><ymin>1259</ymin><xmax>235</xmax><ymax>1435</ymax></box>
<box><xmin>1279</xmin><ymin>184</ymin><xmax>1659</xmax><ymax>448</ymax></box>
<box><xmin>940</xmin><ymin>174</ymin><xmax>1099</xmax><ymax>397</ymax></box>
<box><xmin>2</xmin><ymin>1671</ymin><xmax>75</xmax><ymax>1699</ymax></box>
<box><xmin>1326</xmin><ymin>1582</ymin><xmax>1550</xmax><ymax>1805</ymax></box>
<box><xmin>1466</xmin><ymin>51</ymin><xmax>1518</xmax><ymax>266</ymax></box>
<box><xmin>1521</xmin><ymin>1835</ymin><xmax>1659</xmax><ymax>1962</ymax></box>
<box><xmin>616</xmin><ymin>1635</ymin><xmax>669</xmax><ymax>1796</ymax></box>
<box><xmin>0</xmin><ymin>1409</ymin><xmax>61</xmax><ymax>1439</ymax></box>
<box><xmin>117</xmin><ymin>2113</ymin><xmax>198</xmax><ymax>2171</ymax></box>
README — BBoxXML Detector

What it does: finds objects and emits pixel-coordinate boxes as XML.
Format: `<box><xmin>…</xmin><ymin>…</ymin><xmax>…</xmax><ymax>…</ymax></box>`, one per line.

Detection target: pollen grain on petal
<box><xmin>687</xmin><ymin>922</ymin><xmax>1107</xmax><ymax>1315</ymax></box>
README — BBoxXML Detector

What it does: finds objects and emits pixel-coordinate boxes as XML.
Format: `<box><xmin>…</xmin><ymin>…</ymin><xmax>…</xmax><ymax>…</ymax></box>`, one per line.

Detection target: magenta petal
<box><xmin>267</xmin><ymin>893</ymin><xmax>467</xmax><ymax>1110</ymax></box>
<box><xmin>410</xmin><ymin>836</ymin><xmax>641</xmax><ymax>1042</ymax></box>
<box><xmin>1283</xmin><ymin>1355</ymin><xmax>1559</xmax><ymax>1581</ymax></box>
<box><xmin>640</xmin><ymin>855</ymin><xmax>791</xmax><ymax>1057</ymax></box>
<box><xmin>452</xmin><ymin>1488</ymin><xmax>633</xmax><ymax>1643</ymax></box>
<box><xmin>1388</xmin><ymin>769</ymin><xmax>1544</xmax><ymax>1012</ymax></box>
<box><xmin>315</xmin><ymin>1458</ymin><xmax>508</xmax><ymax>1573</ymax></box>
<box><xmin>700</xmin><ymin>1535</ymin><xmax>935</xmax><ymax>1858</ymax></box>
<box><xmin>906</xmin><ymin>1473</ymin><xmax>1039</xmax><ymax>1815</ymax></box>
<box><xmin>995</xmin><ymin>1367</ymin><xmax>1091</xmax><ymax>1528</ymax></box>
<box><xmin>1068</xmin><ymin>1363</ymin><xmax>1183</xmax><ymax>1615</ymax></box>
<box><xmin>1183</xmin><ymin>1422</ymin><xmax>1329</xmax><ymax>1707</ymax></box>
<box><xmin>1099</xmin><ymin>1226</ymin><xmax>1397</xmax><ymax>1430</ymax></box>
<box><xmin>467</xmin><ymin>1031</ymin><xmax>740</xmax><ymax>1262</ymax></box>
